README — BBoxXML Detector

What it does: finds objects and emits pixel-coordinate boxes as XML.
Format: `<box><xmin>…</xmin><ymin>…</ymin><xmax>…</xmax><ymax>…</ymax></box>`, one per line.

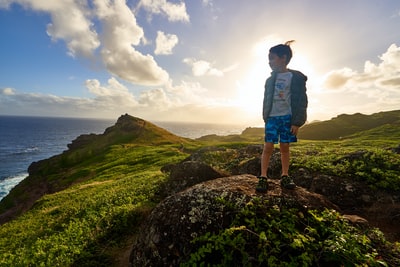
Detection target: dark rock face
<box><xmin>67</xmin><ymin>133</ymin><xmax>99</xmax><ymax>150</ymax></box>
<box><xmin>159</xmin><ymin>160</ymin><xmax>228</xmax><ymax>197</ymax></box>
<box><xmin>130</xmin><ymin>175</ymin><xmax>339</xmax><ymax>267</ymax></box>
<box><xmin>308</xmin><ymin>173</ymin><xmax>374</xmax><ymax>210</ymax></box>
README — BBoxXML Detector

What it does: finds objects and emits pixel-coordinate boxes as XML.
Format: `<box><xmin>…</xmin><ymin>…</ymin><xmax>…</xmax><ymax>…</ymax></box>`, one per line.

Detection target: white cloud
<box><xmin>137</xmin><ymin>0</ymin><xmax>189</xmax><ymax>22</ymax></box>
<box><xmin>0</xmin><ymin>76</ymin><xmax>259</xmax><ymax>124</ymax></box>
<box><xmin>138</xmin><ymin>88</ymin><xmax>172</xmax><ymax>109</ymax></box>
<box><xmin>312</xmin><ymin>43</ymin><xmax>400</xmax><ymax>121</ymax></box>
<box><xmin>323</xmin><ymin>44</ymin><xmax>400</xmax><ymax>90</ymax></box>
<box><xmin>86</xmin><ymin>77</ymin><xmax>135</xmax><ymax>98</ymax></box>
<box><xmin>1</xmin><ymin>0</ymin><xmax>100</xmax><ymax>58</ymax></box>
<box><xmin>183</xmin><ymin>58</ymin><xmax>224</xmax><ymax>77</ymax></box>
<box><xmin>322</xmin><ymin>68</ymin><xmax>356</xmax><ymax>89</ymax></box>
<box><xmin>2</xmin><ymin>0</ymin><xmax>170</xmax><ymax>86</ymax></box>
<box><xmin>2</xmin><ymin>88</ymin><xmax>16</xmax><ymax>95</ymax></box>
<box><xmin>154</xmin><ymin>31</ymin><xmax>178</xmax><ymax>55</ymax></box>
<box><xmin>201</xmin><ymin>0</ymin><xmax>212</xmax><ymax>7</ymax></box>
<box><xmin>94</xmin><ymin>0</ymin><xmax>169</xmax><ymax>86</ymax></box>
<box><xmin>0</xmin><ymin>78</ymin><xmax>139</xmax><ymax>117</ymax></box>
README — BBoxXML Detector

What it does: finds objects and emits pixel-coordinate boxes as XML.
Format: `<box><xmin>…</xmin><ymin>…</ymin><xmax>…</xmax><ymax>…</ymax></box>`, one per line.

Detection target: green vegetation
<box><xmin>0</xmin><ymin>144</ymin><xmax>191</xmax><ymax>266</ymax></box>
<box><xmin>298</xmin><ymin>110</ymin><xmax>400</xmax><ymax>140</ymax></box>
<box><xmin>290</xmin><ymin>141</ymin><xmax>400</xmax><ymax>191</ymax></box>
<box><xmin>0</xmin><ymin>112</ymin><xmax>399</xmax><ymax>266</ymax></box>
<box><xmin>183</xmin><ymin>199</ymin><xmax>395</xmax><ymax>266</ymax></box>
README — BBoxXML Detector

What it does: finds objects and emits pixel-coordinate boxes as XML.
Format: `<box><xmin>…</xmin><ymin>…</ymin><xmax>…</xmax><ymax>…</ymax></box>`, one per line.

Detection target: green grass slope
<box><xmin>0</xmin><ymin>114</ymin><xmax>191</xmax><ymax>222</ymax></box>
<box><xmin>196</xmin><ymin>110</ymin><xmax>400</xmax><ymax>142</ymax></box>
<box><xmin>0</xmin><ymin>112</ymin><xmax>399</xmax><ymax>266</ymax></box>
<box><xmin>0</xmin><ymin>114</ymin><xmax>199</xmax><ymax>266</ymax></box>
<box><xmin>298</xmin><ymin>110</ymin><xmax>400</xmax><ymax>140</ymax></box>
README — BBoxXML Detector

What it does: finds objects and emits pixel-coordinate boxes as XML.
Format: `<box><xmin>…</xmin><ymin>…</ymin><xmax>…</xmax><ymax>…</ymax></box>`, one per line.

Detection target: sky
<box><xmin>1</xmin><ymin>0</ymin><xmax>400</xmax><ymax>126</ymax></box>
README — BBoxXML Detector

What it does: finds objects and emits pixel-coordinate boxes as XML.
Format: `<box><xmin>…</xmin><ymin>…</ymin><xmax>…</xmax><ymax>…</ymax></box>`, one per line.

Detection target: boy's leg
<box><xmin>257</xmin><ymin>142</ymin><xmax>273</xmax><ymax>192</ymax></box>
<box><xmin>278</xmin><ymin>115</ymin><xmax>296</xmax><ymax>189</ymax></box>
<box><xmin>280</xmin><ymin>142</ymin><xmax>290</xmax><ymax>176</ymax></box>
<box><xmin>261</xmin><ymin>142</ymin><xmax>274</xmax><ymax>177</ymax></box>
<box><xmin>257</xmin><ymin>118</ymin><xmax>278</xmax><ymax>192</ymax></box>
<box><xmin>280</xmin><ymin>142</ymin><xmax>296</xmax><ymax>189</ymax></box>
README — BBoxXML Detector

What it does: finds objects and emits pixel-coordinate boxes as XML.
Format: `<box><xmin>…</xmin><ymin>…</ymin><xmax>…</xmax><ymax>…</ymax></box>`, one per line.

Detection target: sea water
<box><xmin>0</xmin><ymin>116</ymin><xmax>247</xmax><ymax>200</ymax></box>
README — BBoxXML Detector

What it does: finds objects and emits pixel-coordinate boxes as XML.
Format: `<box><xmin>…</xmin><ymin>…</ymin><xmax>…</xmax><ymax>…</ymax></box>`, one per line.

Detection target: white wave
<box><xmin>24</xmin><ymin>147</ymin><xmax>39</xmax><ymax>153</ymax></box>
<box><xmin>0</xmin><ymin>173</ymin><xmax>28</xmax><ymax>201</ymax></box>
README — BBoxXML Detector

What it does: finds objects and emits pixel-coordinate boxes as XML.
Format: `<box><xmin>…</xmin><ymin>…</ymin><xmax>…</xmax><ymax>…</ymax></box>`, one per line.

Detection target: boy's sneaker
<box><xmin>256</xmin><ymin>176</ymin><xmax>268</xmax><ymax>193</ymax></box>
<box><xmin>281</xmin><ymin>175</ymin><xmax>296</xmax><ymax>189</ymax></box>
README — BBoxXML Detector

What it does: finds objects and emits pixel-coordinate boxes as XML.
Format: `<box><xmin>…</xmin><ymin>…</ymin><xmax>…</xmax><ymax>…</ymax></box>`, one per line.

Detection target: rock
<box><xmin>309</xmin><ymin>174</ymin><xmax>375</xmax><ymax>211</ymax></box>
<box><xmin>159</xmin><ymin>161</ymin><xmax>227</xmax><ymax>197</ymax></box>
<box><xmin>342</xmin><ymin>214</ymin><xmax>369</xmax><ymax>228</ymax></box>
<box><xmin>67</xmin><ymin>133</ymin><xmax>99</xmax><ymax>150</ymax></box>
<box><xmin>129</xmin><ymin>174</ymin><xmax>339</xmax><ymax>267</ymax></box>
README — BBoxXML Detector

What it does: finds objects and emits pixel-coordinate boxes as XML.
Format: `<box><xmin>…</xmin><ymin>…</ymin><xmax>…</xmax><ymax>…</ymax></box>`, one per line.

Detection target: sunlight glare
<box><xmin>234</xmin><ymin>37</ymin><xmax>316</xmax><ymax>124</ymax></box>
<box><xmin>233</xmin><ymin>40</ymin><xmax>271</xmax><ymax>118</ymax></box>
<box><xmin>289</xmin><ymin>53</ymin><xmax>314</xmax><ymax>78</ymax></box>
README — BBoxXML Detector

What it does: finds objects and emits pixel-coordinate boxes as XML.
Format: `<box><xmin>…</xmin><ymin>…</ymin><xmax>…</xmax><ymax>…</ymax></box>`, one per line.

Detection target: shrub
<box><xmin>182</xmin><ymin>198</ymin><xmax>392</xmax><ymax>266</ymax></box>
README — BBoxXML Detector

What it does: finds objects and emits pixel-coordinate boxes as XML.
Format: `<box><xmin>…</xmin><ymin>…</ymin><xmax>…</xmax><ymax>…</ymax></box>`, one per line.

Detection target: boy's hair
<box><xmin>269</xmin><ymin>40</ymin><xmax>295</xmax><ymax>64</ymax></box>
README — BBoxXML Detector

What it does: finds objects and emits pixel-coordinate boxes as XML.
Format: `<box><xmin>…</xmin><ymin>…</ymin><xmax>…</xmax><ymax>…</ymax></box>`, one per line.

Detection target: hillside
<box><xmin>298</xmin><ymin>110</ymin><xmax>400</xmax><ymax>140</ymax></box>
<box><xmin>0</xmin><ymin>114</ymin><xmax>190</xmax><ymax>224</ymax></box>
<box><xmin>198</xmin><ymin>110</ymin><xmax>400</xmax><ymax>142</ymax></box>
<box><xmin>0</xmin><ymin>112</ymin><xmax>399</xmax><ymax>266</ymax></box>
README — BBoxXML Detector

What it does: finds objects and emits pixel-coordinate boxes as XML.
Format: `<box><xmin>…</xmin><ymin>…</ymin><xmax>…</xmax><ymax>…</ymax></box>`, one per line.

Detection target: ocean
<box><xmin>0</xmin><ymin>116</ymin><xmax>248</xmax><ymax>200</ymax></box>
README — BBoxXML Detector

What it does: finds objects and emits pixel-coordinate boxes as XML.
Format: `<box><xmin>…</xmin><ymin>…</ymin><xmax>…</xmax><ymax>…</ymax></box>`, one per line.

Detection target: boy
<box><xmin>256</xmin><ymin>41</ymin><xmax>308</xmax><ymax>192</ymax></box>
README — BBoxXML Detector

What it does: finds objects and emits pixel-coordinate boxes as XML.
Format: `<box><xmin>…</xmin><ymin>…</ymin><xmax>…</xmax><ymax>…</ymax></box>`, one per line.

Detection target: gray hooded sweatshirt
<box><xmin>262</xmin><ymin>69</ymin><xmax>308</xmax><ymax>127</ymax></box>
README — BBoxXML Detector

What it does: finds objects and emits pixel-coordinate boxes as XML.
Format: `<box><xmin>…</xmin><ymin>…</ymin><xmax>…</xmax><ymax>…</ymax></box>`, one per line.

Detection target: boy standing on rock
<box><xmin>256</xmin><ymin>41</ymin><xmax>308</xmax><ymax>192</ymax></box>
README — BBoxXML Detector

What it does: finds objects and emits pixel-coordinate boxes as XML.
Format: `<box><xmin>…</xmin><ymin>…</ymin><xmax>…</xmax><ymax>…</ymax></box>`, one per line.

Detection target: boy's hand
<box><xmin>291</xmin><ymin>125</ymin><xmax>299</xmax><ymax>136</ymax></box>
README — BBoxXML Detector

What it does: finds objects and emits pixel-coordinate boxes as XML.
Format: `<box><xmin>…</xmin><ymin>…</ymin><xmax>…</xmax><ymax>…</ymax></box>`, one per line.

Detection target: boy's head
<box><xmin>269</xmin><ymin>40</ymin><xmax>294</xmax><ymax>65</ymax></box>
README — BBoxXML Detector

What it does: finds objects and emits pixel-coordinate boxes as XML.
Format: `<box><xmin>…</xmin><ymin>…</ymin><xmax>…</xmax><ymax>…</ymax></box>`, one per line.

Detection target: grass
<box><xmin>0</xmin><ymin>144</ymin><xmax>190</xmax><ymax>266</ymax></box>
<box><xmin>0</xmin><ymin>120</ymin><xmax>399</xmax><ymax>266</ymax></box>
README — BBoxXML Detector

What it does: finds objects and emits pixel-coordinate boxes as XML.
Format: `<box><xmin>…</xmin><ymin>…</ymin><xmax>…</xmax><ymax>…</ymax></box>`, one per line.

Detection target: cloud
<box><xmin>86</xmin><ymin>77</ymin><xmax>137</xmax><ymax>100</ymax></box>
<box><xmin>322</xmin><ymin>68</ymin><xmax>356</xmax><ymax>89</ymax></box>
<box><xmin>1</xmin><ymin>0</ymin><xmax>100</xmax><ymax>58</ymax></box>
<box><xmin>138</xmin><ymin>88</ymin><xmax>172</xmax><ymax>109</ymax></box>
<box><xmin>0</xmin><ymin>78</ymin><xmax>140</xmax><ymax>117</ymax></box>
<box><xmin>154</xmin><ymin>31</ymin><xmax>178</xmax><ymax>55</ymax></box>
<box><xmin>0</xmin><ymin>77</ymin><xmax>258</xmax><ymax>124</ymax></box>
<box><xmin>2</xmin><ymin>0</ymin><xmax>170</xmax><ymax>86</ymax></box>
<box><xmin>201</xmin><ymin>0</ymin><xmax>213</xmax><ymax>7</ymax></box>
<box><xmin>137</xmin><ymin>0</ymin><xmax>189</xmax><ymax>22</ymax></box>
<box><xmin>2</xmin><ymin>88</ymin><xmax>16</xmax><ymax>95</ymax></box>
<box><xmin>313</xmin><ymin>43</ymin><xmax>400</xmax><ymax>120</ymax></box>
<box><xmin>95</xmin><ymin>0</ymin><xmax>169</xmax><ymax>85</ymax></box>
<box><xmin>183</xmin><ymin>58</ymin><xmax>225</xmax><ymax>77</ymax></box>
<box><xmin>323</xmin><ymin>44</ymin><xmax>400</xmax><ymax>90</ymax></box>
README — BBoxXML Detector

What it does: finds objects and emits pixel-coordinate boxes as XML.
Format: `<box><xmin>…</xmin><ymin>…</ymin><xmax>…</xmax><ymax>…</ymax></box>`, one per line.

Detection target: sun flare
<box><xmin>233</xmin><ymin>38</ymin><xmax>315</xmax><ymax>123</ymax></box>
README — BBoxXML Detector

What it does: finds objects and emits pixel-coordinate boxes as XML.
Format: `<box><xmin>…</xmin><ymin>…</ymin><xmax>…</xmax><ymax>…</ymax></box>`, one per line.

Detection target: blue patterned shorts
<box><xmin>264</xmin><ymin>115</ymin><xmax>297</xmax><ymax>144</ymax></box>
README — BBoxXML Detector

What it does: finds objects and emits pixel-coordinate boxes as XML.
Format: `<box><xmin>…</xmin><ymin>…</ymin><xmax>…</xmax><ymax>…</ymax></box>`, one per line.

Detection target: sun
<box><xmin>234</xmin><ymin>67</ymin><xmax>265</xmax><ymax>117</ymax></box>
<box><xmin>232</xmin><ymin>40</ymin><xmax>271</xmax><ymax>117</ymax></box>
<box><xmin>289</xmin><ymin>53</ymin><xmax>314</xmax><ymax>77</ymax></box>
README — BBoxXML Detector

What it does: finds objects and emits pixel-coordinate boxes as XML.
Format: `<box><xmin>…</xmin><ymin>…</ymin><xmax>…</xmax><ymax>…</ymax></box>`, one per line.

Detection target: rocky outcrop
<box><xmin>130</xmin><ymin>174</ymin><xmax>339</xmax><ymax>267</ymax></box>
<box><xmin>159</xmin><ymin>160</ymin><xmax>228</xmax><ymax>197</ymax></box>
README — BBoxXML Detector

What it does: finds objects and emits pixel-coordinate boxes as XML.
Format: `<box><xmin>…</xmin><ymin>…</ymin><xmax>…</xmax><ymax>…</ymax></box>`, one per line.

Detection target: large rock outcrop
<box><xmin>130</xmin><ymin>174</ymin><xmax>340</xmax><ymax>266</ymax></box>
